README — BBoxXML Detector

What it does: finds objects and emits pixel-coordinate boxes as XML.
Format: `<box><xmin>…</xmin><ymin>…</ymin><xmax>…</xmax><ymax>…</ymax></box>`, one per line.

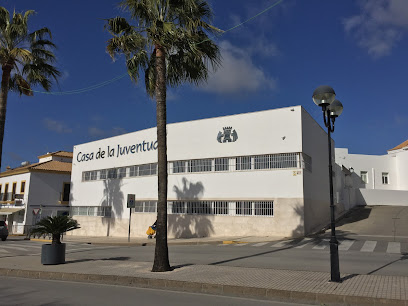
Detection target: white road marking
<box><xmin>338</xmin><ymin>240</ymin><xmax>355</xmax><ymax>251</ymax></box>
<box><xmin>234</xmin><ymin>243</ymin><xmax>248</xmax><ymax>247</ymax></box>
<box><xmin>360</xmin><ymin>241</ymin><xmax>377</xmax><ymax>252</ymax></box>
<box><xmin>252</xmin><ymin>242</ymin><xmax>269</xmax><ymax>247</ymax></box>
<box><xmin>294</xmin><ymin>238</ymin><xmax>312</xmax><ymax>248</ymax></box>
<box><xmin>386</xmin><ymin>242</ymin><xmax>401</xmax><ymax>254</ymax></box>
<box><xmin>312</xmin><ymin>239</ymin><xmax>329</xmax><ymax>250</ymax></box>
<box><xmin>271</xmin><ymin>241</ymin><xmax>290</xmax><ymax>248</ymax></box>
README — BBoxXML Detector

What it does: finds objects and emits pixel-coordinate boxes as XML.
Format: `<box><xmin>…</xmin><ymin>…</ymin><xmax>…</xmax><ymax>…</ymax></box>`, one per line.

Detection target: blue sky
<box><xmin>2</xmin><ymin>0</ymin><xmax>408</xmax><ymax>170</ymax></box>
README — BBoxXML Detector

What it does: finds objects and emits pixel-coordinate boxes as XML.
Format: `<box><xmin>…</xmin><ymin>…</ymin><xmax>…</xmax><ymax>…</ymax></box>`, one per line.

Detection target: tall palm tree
<box><xmin>0</xmin><ymin>7</ymin><xmax>60</xmax><ymax>169</ymax></box>
<box><xmin>106</xmin><ymin>0</ymin><xmax>221</xmax><ymax>272</ymax></box>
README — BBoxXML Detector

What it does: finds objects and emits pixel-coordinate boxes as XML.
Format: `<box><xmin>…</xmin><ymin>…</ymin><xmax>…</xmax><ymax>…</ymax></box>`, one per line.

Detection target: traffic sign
<box><xmin>127</xmin><ymin>194</ymin><xmax>135</xmax><ymax>208</ymax></box>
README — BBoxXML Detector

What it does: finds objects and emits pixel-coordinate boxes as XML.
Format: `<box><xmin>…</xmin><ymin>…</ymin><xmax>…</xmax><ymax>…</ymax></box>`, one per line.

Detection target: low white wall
<box><xmin>356</xmin><ymin>189</ymin><xmax>408</xmax><ymax>206</ymax></box>
<box><xmin>68</xmin><ymin>198</ymin><xmax>304</xmax><ymax>238</ymax></box>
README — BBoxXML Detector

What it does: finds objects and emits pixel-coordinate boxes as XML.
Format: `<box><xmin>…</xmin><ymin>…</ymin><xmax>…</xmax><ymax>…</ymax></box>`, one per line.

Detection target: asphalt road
<box><xmin>0</xmin><ymin>276</ymin><xmax>308</xmax><ymax>306</ymax></box>
<box><xmin>1</xmin><ymin>236</ymin><xmax>407</xmax><ymax>277</ymax></box>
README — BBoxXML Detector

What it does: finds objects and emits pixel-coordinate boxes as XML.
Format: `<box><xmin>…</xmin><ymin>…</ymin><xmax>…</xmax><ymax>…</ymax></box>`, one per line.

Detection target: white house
<box><xmin>0</xmin><ymin>151</ymin><xmax>72</xmax><ymax>234</ymax></box>
<box><xmin>335</xmin><ymin>140</ymin><xmax>408</xmax><ymax>207</ymax></box>
<box><xmin>69</xmin><ymin>106</ymin><xmax>335</xmax><ymax>238</ymax></box>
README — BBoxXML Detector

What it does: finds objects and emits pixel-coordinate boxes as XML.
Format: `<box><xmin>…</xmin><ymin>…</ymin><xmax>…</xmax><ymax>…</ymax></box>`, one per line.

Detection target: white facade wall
<box><xmin>70</xmin><ymin>106</ymin><xmax>316</xmax><ymax>238</ymax></box>
<box><xmin>301</xmin><ymin>109</ymin><xmax>331</xmax><ymax>234</ymax></box>
<box><xmin>396</xmin><ymin>150</ymin><xmax>408</xmax><ymax>190</ymax></box>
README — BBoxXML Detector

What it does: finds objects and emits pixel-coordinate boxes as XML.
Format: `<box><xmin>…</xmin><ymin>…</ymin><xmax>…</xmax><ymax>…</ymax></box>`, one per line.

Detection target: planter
<box><xmin>41</xmin><ymin>243</ymin><xmax>66</xmax><ymax>265</ymax></box>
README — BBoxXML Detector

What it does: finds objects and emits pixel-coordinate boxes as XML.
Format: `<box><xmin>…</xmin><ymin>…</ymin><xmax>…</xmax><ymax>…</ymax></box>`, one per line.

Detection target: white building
<box><xmin>0</xmin><ymin>151</ymin><xmax>72</xmax><ymax>234</ymax></box>
<box><xmin>69</xmin><ymin>106</ymin><xmax>336</xmax><ymax>238</ymax></box>
<box><xmin>335</xmin><ymin>140</ymin><xmax>408</xmax><ymax>207</ymax></box>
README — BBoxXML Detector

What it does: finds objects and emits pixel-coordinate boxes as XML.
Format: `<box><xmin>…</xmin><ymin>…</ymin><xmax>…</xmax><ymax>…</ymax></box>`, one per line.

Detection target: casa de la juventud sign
<box><xmin>76</xmin><ymin>140</ymin><xmax>158</xmax><ymax>163</ymax></box>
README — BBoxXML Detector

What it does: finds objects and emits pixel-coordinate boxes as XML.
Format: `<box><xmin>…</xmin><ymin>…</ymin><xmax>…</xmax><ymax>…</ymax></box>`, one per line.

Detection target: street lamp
<box><xmin>312</xmin><ymin>85</ymin><xmax>343</xmax><ymax>283</ymax></box>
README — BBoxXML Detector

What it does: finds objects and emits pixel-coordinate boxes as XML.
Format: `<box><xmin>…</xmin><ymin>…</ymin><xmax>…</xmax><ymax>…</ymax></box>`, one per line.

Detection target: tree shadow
<box><xmin>65</xmin><ymin>256</ymin><xmax>130</xmax><ymax>264</ymax></box>
<box><xmin>335</xmin><ymin>206</ymin><xmax>371</xmax><ymax>227</ymax></box>
<box><xmin>291</xmin><ymin>205</ymin><xmax>305</xmax><ymax>238</ymax></box>
<box><xmin>367</xmin><ymin>253</ymin><xmax>408</xmax><ymax>275</ymax></box>
<box><xmin>168</xmin><ymin>177</ymin><xmax>214</xmax><ymax>238</ymax></box>
<box><xmin>100</xmin><ymin>178</ymin><xmax>124</xmax><ymax>237</ymax></box>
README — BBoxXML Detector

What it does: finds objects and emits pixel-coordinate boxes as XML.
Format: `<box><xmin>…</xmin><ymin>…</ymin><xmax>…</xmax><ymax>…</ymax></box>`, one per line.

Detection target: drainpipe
<box><xmin>372</xmin><ymin>168</ymin><xmax>375</xmax><ymax>189</ymax></box>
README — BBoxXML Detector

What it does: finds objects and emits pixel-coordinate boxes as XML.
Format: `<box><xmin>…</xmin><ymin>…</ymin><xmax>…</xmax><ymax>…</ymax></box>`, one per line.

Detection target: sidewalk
<box><xmin>2</xmin><ymin>236</ymin><xmax>407</xmax><ymax>305</ymax></box>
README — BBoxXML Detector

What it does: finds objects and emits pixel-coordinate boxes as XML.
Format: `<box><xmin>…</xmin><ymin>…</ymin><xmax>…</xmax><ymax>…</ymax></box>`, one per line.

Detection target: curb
<box><xmin>30</xmin><ymin>238</ymin><xmax>52</xmax><ymax>243</ymax></box>
<box><xmin>61</xmin><ymin>240</ymin><xmax>226</xmax><ymax>247</ymax></box>
<box><xmin>0</xmin><ymin>268</ymin><xmax>405</xmax><ymax>305</ymax></box>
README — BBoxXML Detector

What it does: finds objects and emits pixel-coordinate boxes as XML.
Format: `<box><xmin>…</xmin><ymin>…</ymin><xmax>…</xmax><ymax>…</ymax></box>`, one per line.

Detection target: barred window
<box><xmin>215</xmin><ymin>158</ymin><xmax>229</xmax><ymax>171</ymax></box>
<box><xmin>118</xmin><ymin>167</ymin><xmax>126</xmax><ymax>178</ymax></box>
<box><xmin>129</xmin><ymin>166</ymin><xmax>137</xmax><ymax>177</ymax></box>
<box><xmin>254</xmin><ymin>155</ymin><xmax>271</xmax><ymax>169</ymax></box>
<box><xmin>134</xmin><ymin>201</ymin><xmax>143</xmax><ymax>212</ymax></box>
<box><xmin>280</xmin><ymin>153</ymin><xmax>298</xmax><ymax>168</ymax></box>
<box><xmin>144</xmin><ymin>201</ymin><xmax>157</xmax><ymax>212</ymax></box>
<box><xmin>236</xmin><ymin>156</ymin><xmax>251</xmax><ymax>171</ymax></box>
<box><xmin>100</xmin><ymin>169</ymin><xmax>107</xmax><ymax>180</ymax></box>
<box><xmin>236</xmin><ymin>201</ymin><xmax>252</xmax><ymax>215</ymax></box>
<box><xmin>172</xmin><ymin>161</ymin><xmax>186</xmax><ymax>173</ymax></box>
<box><xmin>214</xmin><ymin>201</ymin><xmax>228</xmax><ymax>214</ymax></box>
<box><xmin>254</xmin><ymin>201</ymin><xmax>273</xmax><ymax>216</ymax></box>
<box><xmin>187</xmin><ymin>201</ymin><xmax>212</xmax><ymax>214</ymax></box>
<box><xmin>71</xmin><ymin>206</ymin><xmax>111</xmax><ymax>217</ymax></box>
<box><xmin>188</xmin><ymin>159</ymin><xmax>212</xmax><ymax>172</ymax></box>
<box><xmin>90</xmin><ymin>171</ymin><xmax>97</xmax><ymax>180</ymax></box>
<box><xmin>151</xmin><ymin>163</ymin><xmax>157</xmax><ymax>175</ymax></box>
<box><xmin>107</xmin><ymin>168</ymin><xmax>117</xmax><ymax>179</ymax></box>
<box><xmin>138</xmin><ymin>164</ymin><xmax>151</xmax><ymax>176</ymax></box>
<box><xmin>82</xmin><ymin>171</ymin><xmax>90</xmax><ymax>181</ymax></box>
<box><xmin>172</xmin><ymin>201</ymin><xmax>185</xmax><ymax>214</ymax></box>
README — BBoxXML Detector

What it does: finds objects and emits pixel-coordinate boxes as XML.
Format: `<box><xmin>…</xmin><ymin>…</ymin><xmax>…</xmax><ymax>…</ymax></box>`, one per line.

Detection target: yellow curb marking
<box><xmin>223</xmin><ymin>240</ymin><xmax>248</xmax><ymax>244</ymax></box>
<box><xmin>30</xmin><ymin>238</ymin><xmax>52</xmax><ymax>243</ymax></box>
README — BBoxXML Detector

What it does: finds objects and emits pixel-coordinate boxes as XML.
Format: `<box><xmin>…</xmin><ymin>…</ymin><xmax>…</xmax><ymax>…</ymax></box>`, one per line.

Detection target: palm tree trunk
<box><xmin>152</xmin><ymin>45</ymin><xmax>171</xmax><ymax>272</ymax></box>
<box><xmin>0</xmin><ymin>64</ymin><xmax>12</xmax><ymax>170</ymax></box>
<box><xmin>52</xmin><ymin>233</ymin><xmax>61</xmax><ymax>245</ymax></box>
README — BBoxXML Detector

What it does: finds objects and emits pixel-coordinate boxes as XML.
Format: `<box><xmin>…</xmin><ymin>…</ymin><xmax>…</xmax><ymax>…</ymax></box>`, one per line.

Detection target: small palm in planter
<box><xmin>30</xmin><ymin>215</ymin><xmax>80</xmax><ymax>265</ymax></box>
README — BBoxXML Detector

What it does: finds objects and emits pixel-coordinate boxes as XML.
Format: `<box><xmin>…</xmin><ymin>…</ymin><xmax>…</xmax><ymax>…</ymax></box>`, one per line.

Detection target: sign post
<box><xmin>127</xmin><ymin>194</ymin><xmax>135</xmax><ymax>242</ymax></box>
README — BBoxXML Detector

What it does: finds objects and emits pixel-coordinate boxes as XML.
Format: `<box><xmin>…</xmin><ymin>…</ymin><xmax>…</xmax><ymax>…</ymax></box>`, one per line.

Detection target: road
<box><xmin>1</xmin><ymin>235</ymin><xmax>407</xmax><ymax>276</ymax></box>
<box><xmin>0</xmin><ymin>276</ymin><xmax>307</xmax><ymax>306</ymax></box>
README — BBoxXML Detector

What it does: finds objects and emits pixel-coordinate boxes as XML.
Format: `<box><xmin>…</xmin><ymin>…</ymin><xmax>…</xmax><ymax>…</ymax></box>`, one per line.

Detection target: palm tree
<box><xmin>0</xmin><ymin>7</ymin><xmax>60</xmax><ymax>169</ymax></box>
<box><xmin>106</xmin><ymin>0</ymin><xmax>221</xmax><ymax>272</ymax></box>
<box><xmin>30</xmin><ymin>215</ymin><xmax>79</xmax><ymax>245</ymax></box>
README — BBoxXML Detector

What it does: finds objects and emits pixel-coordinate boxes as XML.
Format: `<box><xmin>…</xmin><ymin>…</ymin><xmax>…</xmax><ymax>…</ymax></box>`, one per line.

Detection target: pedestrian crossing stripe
<box><xmin>361</xmin><ymin>241</ymin><xmax>377</xmax><ymax>252</ymax></box>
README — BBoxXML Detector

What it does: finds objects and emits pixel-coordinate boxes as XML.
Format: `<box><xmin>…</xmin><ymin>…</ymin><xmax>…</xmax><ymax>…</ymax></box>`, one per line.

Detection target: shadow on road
<box><xmin>65</xmin><ymin>256</ymin><xmax>130</xmax><ymax>264</ymax></box>
<box><xmin>367</xmin><ymin>253</ymin><xmax>408</xmax><ymax>275</ymax></box>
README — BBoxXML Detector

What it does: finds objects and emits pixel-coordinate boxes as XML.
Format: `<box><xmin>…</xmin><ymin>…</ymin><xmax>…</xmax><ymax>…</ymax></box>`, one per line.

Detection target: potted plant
<box><xmin>30</xmin><ymin>215</ymin><xmax>80</xmax><ymax>265</ymax></box>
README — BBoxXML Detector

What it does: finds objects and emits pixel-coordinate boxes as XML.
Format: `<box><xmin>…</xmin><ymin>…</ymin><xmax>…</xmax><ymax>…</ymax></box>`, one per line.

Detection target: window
<box><xmin>129</xmin><ymin>166</ymin><xmax>137</xmax><ymax>177</ymax></box>
<box><xmin>0</xmin><ymin>184</ymin><xmax>2</xmax><ymax>200</ymax></box>
<box><xmin>236</xmin><ymin>201</ymin><xmax>252</xmax><ymax>215</ymax></box>
<box><xmin>254</xmin><ymin>201</ymin><xmax>274</xmax><ymax>216</ymax></box>
<box><xmin>20</xmin><ymin>181</ymin><xmax>26</xmax><ymax>194</ymax></box>
<box><xmin>360</xmin><ymin>171</ymin><xmax>368</xmax><ymax>184</ymax></box>
<box><xmin>100</xmin><ymin>169</ymin><xmax>107</xmax><ymax>180</ymax></box>
<box><xmin>90</xmin><ymin>171</ymin><xmax>97</xmax><ymax>180</ymax></box>
<box><xmin>107</xmin><ymin>168</ymin><xmax>117</xmax><ymax>179</ymax></box>
<box><xmin>82</xmin><ymin>171</ymin><xmax>90</xmax><ymax>181</ymax></box>
<box><xmin>188</xmin><ymin>159</ymin><xmax>212</xmax><ymax>172</ymax></box>
<box><xmin>382</xmin><ymin>172</ymin><xmax>389</xmax><ymax>184</ymax></box>
<box><xmin>62</xmin><ymin>183</ymin><xmax>70</xmax><ymax>202</ymax></box>
<box><xmin>118</xmin><ymin>167</ymin><xmax>126</xmax><ymax>178</ymax></box>
<box><xmin>12</xmin><ymin>182</ymin><xmax>17</xmax><ymax>200</ymax></box>
<box><xmin>215</xmin><ymin>158</ymin><xmax>229</xmax><ymax>171</ymax></box>
<box><xmin>172</xmin><ymin>161</ymin><xmax>186</xmax><ymax>173</ymax></box>
<box><xmin>214</xmin><ymin>201</ymin><xmax>228</xmax><ymax>214</ymax></box>
<box><xmin>236</xmin><ymin>156</ymin><xmax>251</xmax><ymax>171</ymax></box>
<box><xmin>4</xmin><ymin>183</ymin><xmax>9</xmax><ymax>201</ymax></box>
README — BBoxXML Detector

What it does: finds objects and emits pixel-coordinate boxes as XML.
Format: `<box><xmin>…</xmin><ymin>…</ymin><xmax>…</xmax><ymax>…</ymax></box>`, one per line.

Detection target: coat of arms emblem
<box><xmin>217</xmin><ymin>127</ymin><xmax>238</xmax><ymax>143</ymax></box>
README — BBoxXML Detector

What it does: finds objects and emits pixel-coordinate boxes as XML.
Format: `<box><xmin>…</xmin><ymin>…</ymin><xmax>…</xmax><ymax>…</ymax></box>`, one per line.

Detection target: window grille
<box><xmin>129</xmin><ymin>166</ymin><xmax>137</xmax><ymax>177</ymax></box>
<box><xmin>215</xmin><ymin>158</ymin><xmax>229</xmax><ymax>171</ymax></box>
<box><xmin>90</xmin><ymin>171</ymin><xmax>97</xmax><ymax>180</ymax></box>
<box><xmin>82</xmin><ymin>171</ymin><xmax>90</xmax><ymax>181</ymax></box>
<box><xmin>382</xmin><ymin>172</ymin><xmax>389</xmax><ymax>184</ymax></box>
<box><xmin>70</xmin><ymin>206</ymin><xmax>111</xmax><ymax>217</ymax></box>
<box><xmin>254</xmin><ymin>201</ymin><xmax>273</xmax><ymax>216</ymax></box>
<box><xmin>214</xmin><ymin>201</ymin><xmax>228</xmax><ymax>214</ymax></box>
<box><xmin>236</xmin><ymin>156</ymin><xmax>251</xmax><ymax>171</ymax></box>
<box><xmin>118</xmin><ymin>167</ymin><xmax>126</xmax><ymax>178</ymax></box>
<box><xmin>188</xmin><ymin>159</ymin><xmax>212</xmax><ymax>172</ymax></box>
<box><xmin>107</xmin><ymin>168</ymin><xmax>117</xmax><ymax>179</ymax></box>
<box><xmin>187</xmin><ymin>201</ymin><xmax>212</xmax><ymax>214</ymax></box>
<box><xmin>133</xmin><ymin>201</ymin><xmax>157</xmax><ymax>213</ymax></box>
<box><xmin>236</xmin><ymin>201</ymin><xmax>252</xmax><ymax>215</ymax></box>
<box><xmin>172</xmin><ymin>161</ymin><xmax>186</xmax><ymax>173</ymax></box>
<box><xmin>172</xmin><ymin>201</ymin><xmax>186</xmax><ymax>214</ymax></box>
<box><xmin>100</xmin><ymin>169</ymin><xmax>107</xmax><ymax>180</ymax></box>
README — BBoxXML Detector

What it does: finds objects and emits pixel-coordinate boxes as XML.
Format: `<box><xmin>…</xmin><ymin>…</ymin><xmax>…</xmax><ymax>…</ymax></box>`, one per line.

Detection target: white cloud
<box><xmin>43</xmin><ymin>118</ymin><xmax>72</xmax><ymax>134</ymax></box>
<box><xmin>344</xmin><ymin>0</ymin><xmax>408</xmax><ymax>58</ymax></box>
<box><xmin>199</xmin><ymin>41</ymin><xmax>277</xmax><ymax>95</ymax></box>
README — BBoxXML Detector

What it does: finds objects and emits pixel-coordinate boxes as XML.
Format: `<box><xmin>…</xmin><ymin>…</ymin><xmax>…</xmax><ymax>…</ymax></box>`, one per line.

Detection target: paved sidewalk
<box><xmin>1</xmin><ymin>237</ymin><xmax>408</xmax><ymax>305</ymax></box>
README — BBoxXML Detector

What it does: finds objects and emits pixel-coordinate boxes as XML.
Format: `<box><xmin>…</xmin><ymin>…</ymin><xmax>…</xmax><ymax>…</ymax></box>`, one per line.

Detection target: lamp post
<box><xmin>312</xmin><ymin>85</ymin><xmax>343</xmax><ymax>283</ymax></box>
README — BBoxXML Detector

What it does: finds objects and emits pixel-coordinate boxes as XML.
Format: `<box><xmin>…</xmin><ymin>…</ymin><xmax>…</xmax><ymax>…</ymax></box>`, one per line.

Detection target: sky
<box><xmin>1</xmin><ymin>0</ymin><xmax>408</xmax><ymax>170</ymax></box>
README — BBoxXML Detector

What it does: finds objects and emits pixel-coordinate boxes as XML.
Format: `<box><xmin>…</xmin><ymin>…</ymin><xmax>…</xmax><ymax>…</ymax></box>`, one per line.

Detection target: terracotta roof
<box><xmin>37</xmin><ymin>151</ymin><xmax>73</xmax><ymax>159</ymax></box>
<box><xmin>31</xmin><ymin>160</ymin><xmax>72</xmax><ymax>172</ymax></box>
<box><xmin>0</xmin><ymin>160</ymin><xmax>71</xmax><ymax>177</ymax></box>
<box><xmin>388</xmin><ymin>139</ymin><xmax>408</xmax><ymax>152</ymax></box>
